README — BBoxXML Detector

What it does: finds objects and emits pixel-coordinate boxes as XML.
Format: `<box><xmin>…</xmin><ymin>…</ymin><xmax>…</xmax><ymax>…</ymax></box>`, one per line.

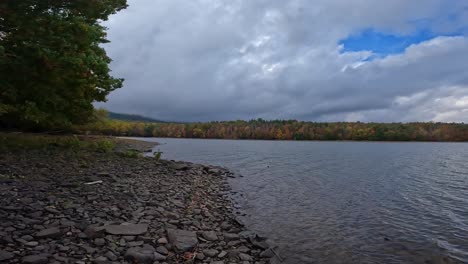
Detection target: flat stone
<box><xmin>155</xmin><ymin>246</ymin><xmax>168</xmax><ymax>255</ymax></box>
<box><xmin>124</xmin><ymin>247</ymin><xmax>154</xmax><ymax>264</ymax></box>
<box><xmin>223</xmin><ymin>233</ymin><xmax>239</xmax><ymax>241</ymax></box>
<box><xmin>128</xmin><ymin>241</ymin><xmax>144</xmax><ymax>247</ymax></box>
<box><xmin>167</xmin><ymin>229</ymin><xmax>198</xmax><ymax>252</ymax></box>
<box><xmin>25</xmin><ymin>241</ymin><xmax>39</xmax><ymax>247</ymax></box>
<box><xmin>94</xmin><ymin>238</ymin><xmax>106</xmax><ymax>246</ymax></box>
<box><xmin>104</xmin><ymin>251</ymin><xmax>118</xmax><ymax>261</ymax></box>
<box><xmin>203</xmin><ymin>249</ymin><xmax>218</xmax><ymax>257</ymax></box>
<box><xmin>157</xmin><ymin>237</ymin><xmax>168</xmax><ymax>244</ymax></box>
<box><xmin>260</xmin><ymin>248</ymin><xmax>274</xmax><ymax>258</ymax></box>
<box><xmin>22</xmin><ymin>255</ymin><xmax>48</xmax><ymax>264</ymax></box>
<box><xmin>93</xmin><ymin>256</ymin><xmax>109</xmax><ymax>264</ymax></box>
<box><xmin>105</xmin><ymin>224</ymin><xmax>148</xmax><ymax>236</ymax></box>
<box><xmin>84</xmin><ymin>225</ymin><xmax>106</xmax><ymax>238</ymax></box>
<box><xmin>239</xmin><ymin>253</ymin><xmax>252</xmax><ymax>261</ymax></box>
<box><xmin>0</xmin><ymin>250</ymin><xmax>14</xmax><ymax>261</ymax></box>
<box><xmin>35</xmin><ymin>227</ymin><xmax>61</xmax><ymax>238</ymax></box>
<box><xmin>218</xmin><ymin>251</ymin><xmax>228</xmax><ymax>258</ymax></box>
<box><xmin>153</xmin><ymin>252</ymin><xmax>166</xmax><ymax>261</ymax></box>
<box><xmin>200</xmin><ymin>231</ymin><xmax>218</xmax><ymax>241</ymax></box>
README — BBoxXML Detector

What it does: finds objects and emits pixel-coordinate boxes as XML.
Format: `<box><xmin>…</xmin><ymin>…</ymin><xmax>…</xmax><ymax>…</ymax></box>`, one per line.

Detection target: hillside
<box><xmin>108</xmin><ymin>112</ymin><xmax>165</xmax><ymax>123</ymax></box>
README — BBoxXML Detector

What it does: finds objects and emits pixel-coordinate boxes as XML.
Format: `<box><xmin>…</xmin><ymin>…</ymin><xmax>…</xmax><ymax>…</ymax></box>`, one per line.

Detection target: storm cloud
<box><xmin>100</xmin><ymin>0</ymin><xmax>468</xmax><ymax>122</ymax></box>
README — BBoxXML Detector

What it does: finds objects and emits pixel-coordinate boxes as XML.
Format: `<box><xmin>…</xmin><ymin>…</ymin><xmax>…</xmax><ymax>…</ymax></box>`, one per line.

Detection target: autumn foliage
<box><xmin>78</xmin><ymin>113</ymin><xmax>468</xmax><ymax>142</ymax></box>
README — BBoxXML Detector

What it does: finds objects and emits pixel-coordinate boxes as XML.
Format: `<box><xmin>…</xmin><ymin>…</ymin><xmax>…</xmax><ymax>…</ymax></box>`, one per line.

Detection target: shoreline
<box><xmin>0</xmin><ymin>135</ymin><xmax>275</xmax><ymax>263</ymax></box>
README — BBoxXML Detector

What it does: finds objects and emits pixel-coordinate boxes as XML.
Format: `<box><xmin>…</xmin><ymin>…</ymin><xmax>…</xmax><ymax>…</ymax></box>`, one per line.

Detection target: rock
<box><xmin>124</xmin><ymin>247</ymin><xmax>154</xmax><ymax>264</ymax></box>
<box><xmin>155</xmin><ymin>246</ymin><xmax>168</xmax><ymax>255</ymax></box>
<box><xmin>200</xmin><ymin>231</ymin><xmax>218</xmax><ymax>241</ymax></box>
<box><xmin>260</xmin><ymin>248</ymin><xmax>275</xmax><ymax>258</ymax></box>
<box><xmin>94</xmin><ymin>238</ymin><xmax>106</xmax><ymax>246</ymax></box>
<box><xmin>93</xmin><ymin>256</ymin><xmax>109</xmax><ymax>264</ymax></box>
<box><xmin>128</xmin><ymin>241</ymin><xmax>144</xmax><ymax>247</ymax></box>
<box><xmin>21</xmin><ymin>235</ymin><xmax>34</xmax><ymax>241</ymax></box>
<box><xmin>218</xmin><ymin>251</ymin><xmax>228</xmax><ymax>258</ymax></box>
<box><xmin>223</xmin><ymin>233</ymin><xmax>239</xmax><ymax>241</ymax></box>
<box><xmin>0</xmin><ymin>250</ymin><xmax>14</xmax><ymax>261</ymax></box>
<box><xmin>239</xmin><ymin>253</ymin><xmax>252</xmax><ymax>261</ymax></box>
<box><xmin>203</xmin><ymin>249</ymin><xmax>218</xmax><ymax>257</ymax></box>
<box><xmin>211</xmin><ymin>261</ymin><xmax>224</xmax><ymax>264</ymax></box>
<box><xmin>25</xmin><ymin>241</ymin><xmax>39</xmax><ymax>247</ymax></box>
<box><xmin>104</xmin><ymin>251</ymin><xmax>118</xmax><ymax>261</ymax></box>
<box><xmin>153</xmin><ymin>252</ymin><xmax>166</xmax><ymax>261</ymax></box>
<box><xmin>22</xmin><ymin>255</ymin><xmax>48</xmax><ymax>264</ymax></box>
<box><xmin>196</xmin><ymin>252</ymin><xmax>205</xmax><ymax>260</ymax></box>
<box><xmin>167</xmin><ymin>229</ymin><xmax>198</xmax><ymax>252</ymax></box>
<box><xmin>105</xmin><ymin>224</ymin><xmax>148</xmax><ymax>235</ymax></box>
<box><xmin>157</xmin><ymin>237</ymin><xmax>168</xmax><ymax>244</ymax></box>
<box><xmin>35</xmin><ymin>227</ymin><xmax>61</xmax><ymax>238</ymax></box>
<box><xmin>84</xmin><ymin>225</ymin><xmax>105</xmax><ymax>238</ymax></box>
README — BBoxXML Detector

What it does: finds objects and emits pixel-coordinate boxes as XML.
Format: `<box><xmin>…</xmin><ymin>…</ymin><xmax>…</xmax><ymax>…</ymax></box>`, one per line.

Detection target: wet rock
<box><xmin>105</xmin><ymin>224</ymin><xmax>148</xmax><ymax>235</ymax></box>
<box><xmin>167</xmin><ymin>229</ymin><xmax>198</xmax><ymax>252</ymax></box>
<box><xmin>35</xmin><ymin>227</ymin><xmax>61</xmax><ymax>238</ymax></box>
<box><xmin>22</xmin><ymin>255</ymin><xmax>48</xmax><ymax>264</ymax></box>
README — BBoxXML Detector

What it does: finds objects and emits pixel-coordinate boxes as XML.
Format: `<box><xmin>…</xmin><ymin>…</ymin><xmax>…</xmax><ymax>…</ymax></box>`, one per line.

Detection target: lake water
<box><xmin>139</xmin><ymin>138</ymin><xmax>468</xmax><ymax>264</ymax></box>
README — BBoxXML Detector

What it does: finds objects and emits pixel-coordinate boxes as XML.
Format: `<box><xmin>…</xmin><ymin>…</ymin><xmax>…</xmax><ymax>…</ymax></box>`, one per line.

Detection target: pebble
<box><xmin>0</xmin><ymin>146</ymin><xmax>273</xmax><ymax>264</ymax></box>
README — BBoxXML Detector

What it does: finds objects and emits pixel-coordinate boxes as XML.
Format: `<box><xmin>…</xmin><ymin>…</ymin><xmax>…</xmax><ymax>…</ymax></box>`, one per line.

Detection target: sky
<box><xmin>99</xmin><ymin>0</ymin><xmax>468</xmax><ymax>122</ymax></box>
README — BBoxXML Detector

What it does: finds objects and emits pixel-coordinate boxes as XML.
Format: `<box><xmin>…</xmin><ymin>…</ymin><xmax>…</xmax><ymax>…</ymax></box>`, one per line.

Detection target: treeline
<box><xmin>78</xmin><ymin>116</ymin><xmax>468</xmax><ymax>142</ymax></box>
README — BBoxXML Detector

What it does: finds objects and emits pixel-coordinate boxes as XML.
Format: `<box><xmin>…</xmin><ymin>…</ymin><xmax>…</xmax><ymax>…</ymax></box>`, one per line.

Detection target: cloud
<box><xmin>99</xmin><ymin>0</ymin><xmax>468</xmax><ymax>122</ymax></box>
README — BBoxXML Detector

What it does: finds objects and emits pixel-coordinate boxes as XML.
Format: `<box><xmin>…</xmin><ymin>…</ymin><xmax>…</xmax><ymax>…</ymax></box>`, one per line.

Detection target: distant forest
<box><xmin>78</xmin><ymin>112</ymin><xmax>468</xmax><ymax>142</ymax></box>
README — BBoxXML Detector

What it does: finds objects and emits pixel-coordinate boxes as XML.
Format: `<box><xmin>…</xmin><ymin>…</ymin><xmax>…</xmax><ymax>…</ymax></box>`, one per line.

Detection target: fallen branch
<box><xmin>83</xmin><ymin>180</ymin><xmax>103</xmax><ymax>185</ymax></box>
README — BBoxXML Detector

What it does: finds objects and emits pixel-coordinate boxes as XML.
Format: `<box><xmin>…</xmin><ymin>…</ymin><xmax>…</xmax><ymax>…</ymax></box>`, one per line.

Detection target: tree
<box><xmin>0</xmin><ymin>0</ymin><xmax>127</xmax><ymax>130</ymax></box>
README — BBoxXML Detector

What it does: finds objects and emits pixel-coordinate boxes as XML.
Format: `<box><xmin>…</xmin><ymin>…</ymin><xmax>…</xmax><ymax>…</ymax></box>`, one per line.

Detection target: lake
<box><xmin>138</xmin><ymin>138</ymin><xmax>468</xmax><ymax>264</ymax></box>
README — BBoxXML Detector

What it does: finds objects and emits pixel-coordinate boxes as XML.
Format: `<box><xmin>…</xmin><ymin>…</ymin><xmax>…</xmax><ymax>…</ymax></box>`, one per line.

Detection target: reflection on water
<box><xmin>141</xmin><ymin>138</ymin><xmax>468</xmax><ymax>264</ymax></box>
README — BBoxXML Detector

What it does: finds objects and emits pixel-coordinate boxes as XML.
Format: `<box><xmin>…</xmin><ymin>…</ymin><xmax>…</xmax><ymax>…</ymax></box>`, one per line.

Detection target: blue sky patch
<box><xmin>339</xmin><ymin>29</ymin><xmax>437</xmax><ymax>55</ymax></box>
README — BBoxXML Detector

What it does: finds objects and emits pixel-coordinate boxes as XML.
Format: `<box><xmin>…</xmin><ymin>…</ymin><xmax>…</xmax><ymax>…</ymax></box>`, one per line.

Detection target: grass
<box><xmin>0</xmin><ymin>133</ymin><xmax>115</xmax><ymax>153</ymax></box>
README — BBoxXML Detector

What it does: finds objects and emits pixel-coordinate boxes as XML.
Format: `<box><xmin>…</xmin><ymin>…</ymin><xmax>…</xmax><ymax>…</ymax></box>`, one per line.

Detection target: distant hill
<box><xmin>108</xmin><ymin>112</ymin><xmax>165</xmax><ymax>123</ymax></box>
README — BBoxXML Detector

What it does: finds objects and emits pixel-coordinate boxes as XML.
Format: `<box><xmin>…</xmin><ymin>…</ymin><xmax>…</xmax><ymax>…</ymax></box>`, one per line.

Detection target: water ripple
<box><xmin>140</xmin><ymin>138</ymin><xmax>468</xmax><ymax>264</ymax></box>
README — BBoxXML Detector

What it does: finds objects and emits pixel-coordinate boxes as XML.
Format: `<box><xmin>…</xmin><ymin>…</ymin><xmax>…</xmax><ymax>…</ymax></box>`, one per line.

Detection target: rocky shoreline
<box><xmin>0</xmin><ymin>138</ymin><xmax>276</xmax><ymax>264</ymax></box>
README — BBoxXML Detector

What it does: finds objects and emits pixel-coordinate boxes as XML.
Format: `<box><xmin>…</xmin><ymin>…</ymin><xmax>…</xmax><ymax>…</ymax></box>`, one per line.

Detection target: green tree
<box><xmin>0</xmin><ymin>0</ymin><xmax>127</xmax><ymax>130</ymax></box>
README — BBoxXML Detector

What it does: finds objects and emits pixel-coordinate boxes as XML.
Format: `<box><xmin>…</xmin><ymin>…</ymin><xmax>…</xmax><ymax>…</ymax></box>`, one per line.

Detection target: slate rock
<box><xmin>203</xmin><ymin>249</ymin><xmax>218</xmax><ymax>257</ymax></box>
<box><xmin>155</xmin><ymin>246</ymin><xmax>168</xmax><ymax>255</ymax></box>
<box><xmin>124</xmin><ymin>247</ymin><xmax>154</xmax><ymax>264</ymax></box>
<box><xmin>153</xmin><ymin>252</ymin><xmax>167</xmax><ymax>261</ymax></box>
<box><xmin>105</xmin><ymin>224</ymin><xmax>148</xmax><ymax>235</ymax></box>
<box><xmin>167</xmin><ymin>229</ymin><xmax>198</xmax><ymax>252</ymax></box>
<box><xmin>35</xmin><ymin>227</ymin><xmax>61</xmax><ymax>238</ymax></box>
<box><xmin>201</xmin><ymin>231</ymin><xmax>218</xmax><ymax>241</ymax></box>
<box><xmin>84</xmin><ymin>225</ymin><xmax>105</xmax><ymax>238</ymax></box>
<box><xmin>223</xmin><ymin>233</ymin><xmax>239</xmax><ymax>241</ymax></box>
<box><xmin>0</xmin><ymin>250</ymin><xmax>14</xmax><ymax>261</ymax></box>
<box><xmin>239</xmin><ymin>253</ymin><xmax>252</xmax><ymax>261</ymax></box>
<box><xmin>22</xmin><ymin>255</ymin><xmax>48</xmax><ymax>264</ymax></box>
